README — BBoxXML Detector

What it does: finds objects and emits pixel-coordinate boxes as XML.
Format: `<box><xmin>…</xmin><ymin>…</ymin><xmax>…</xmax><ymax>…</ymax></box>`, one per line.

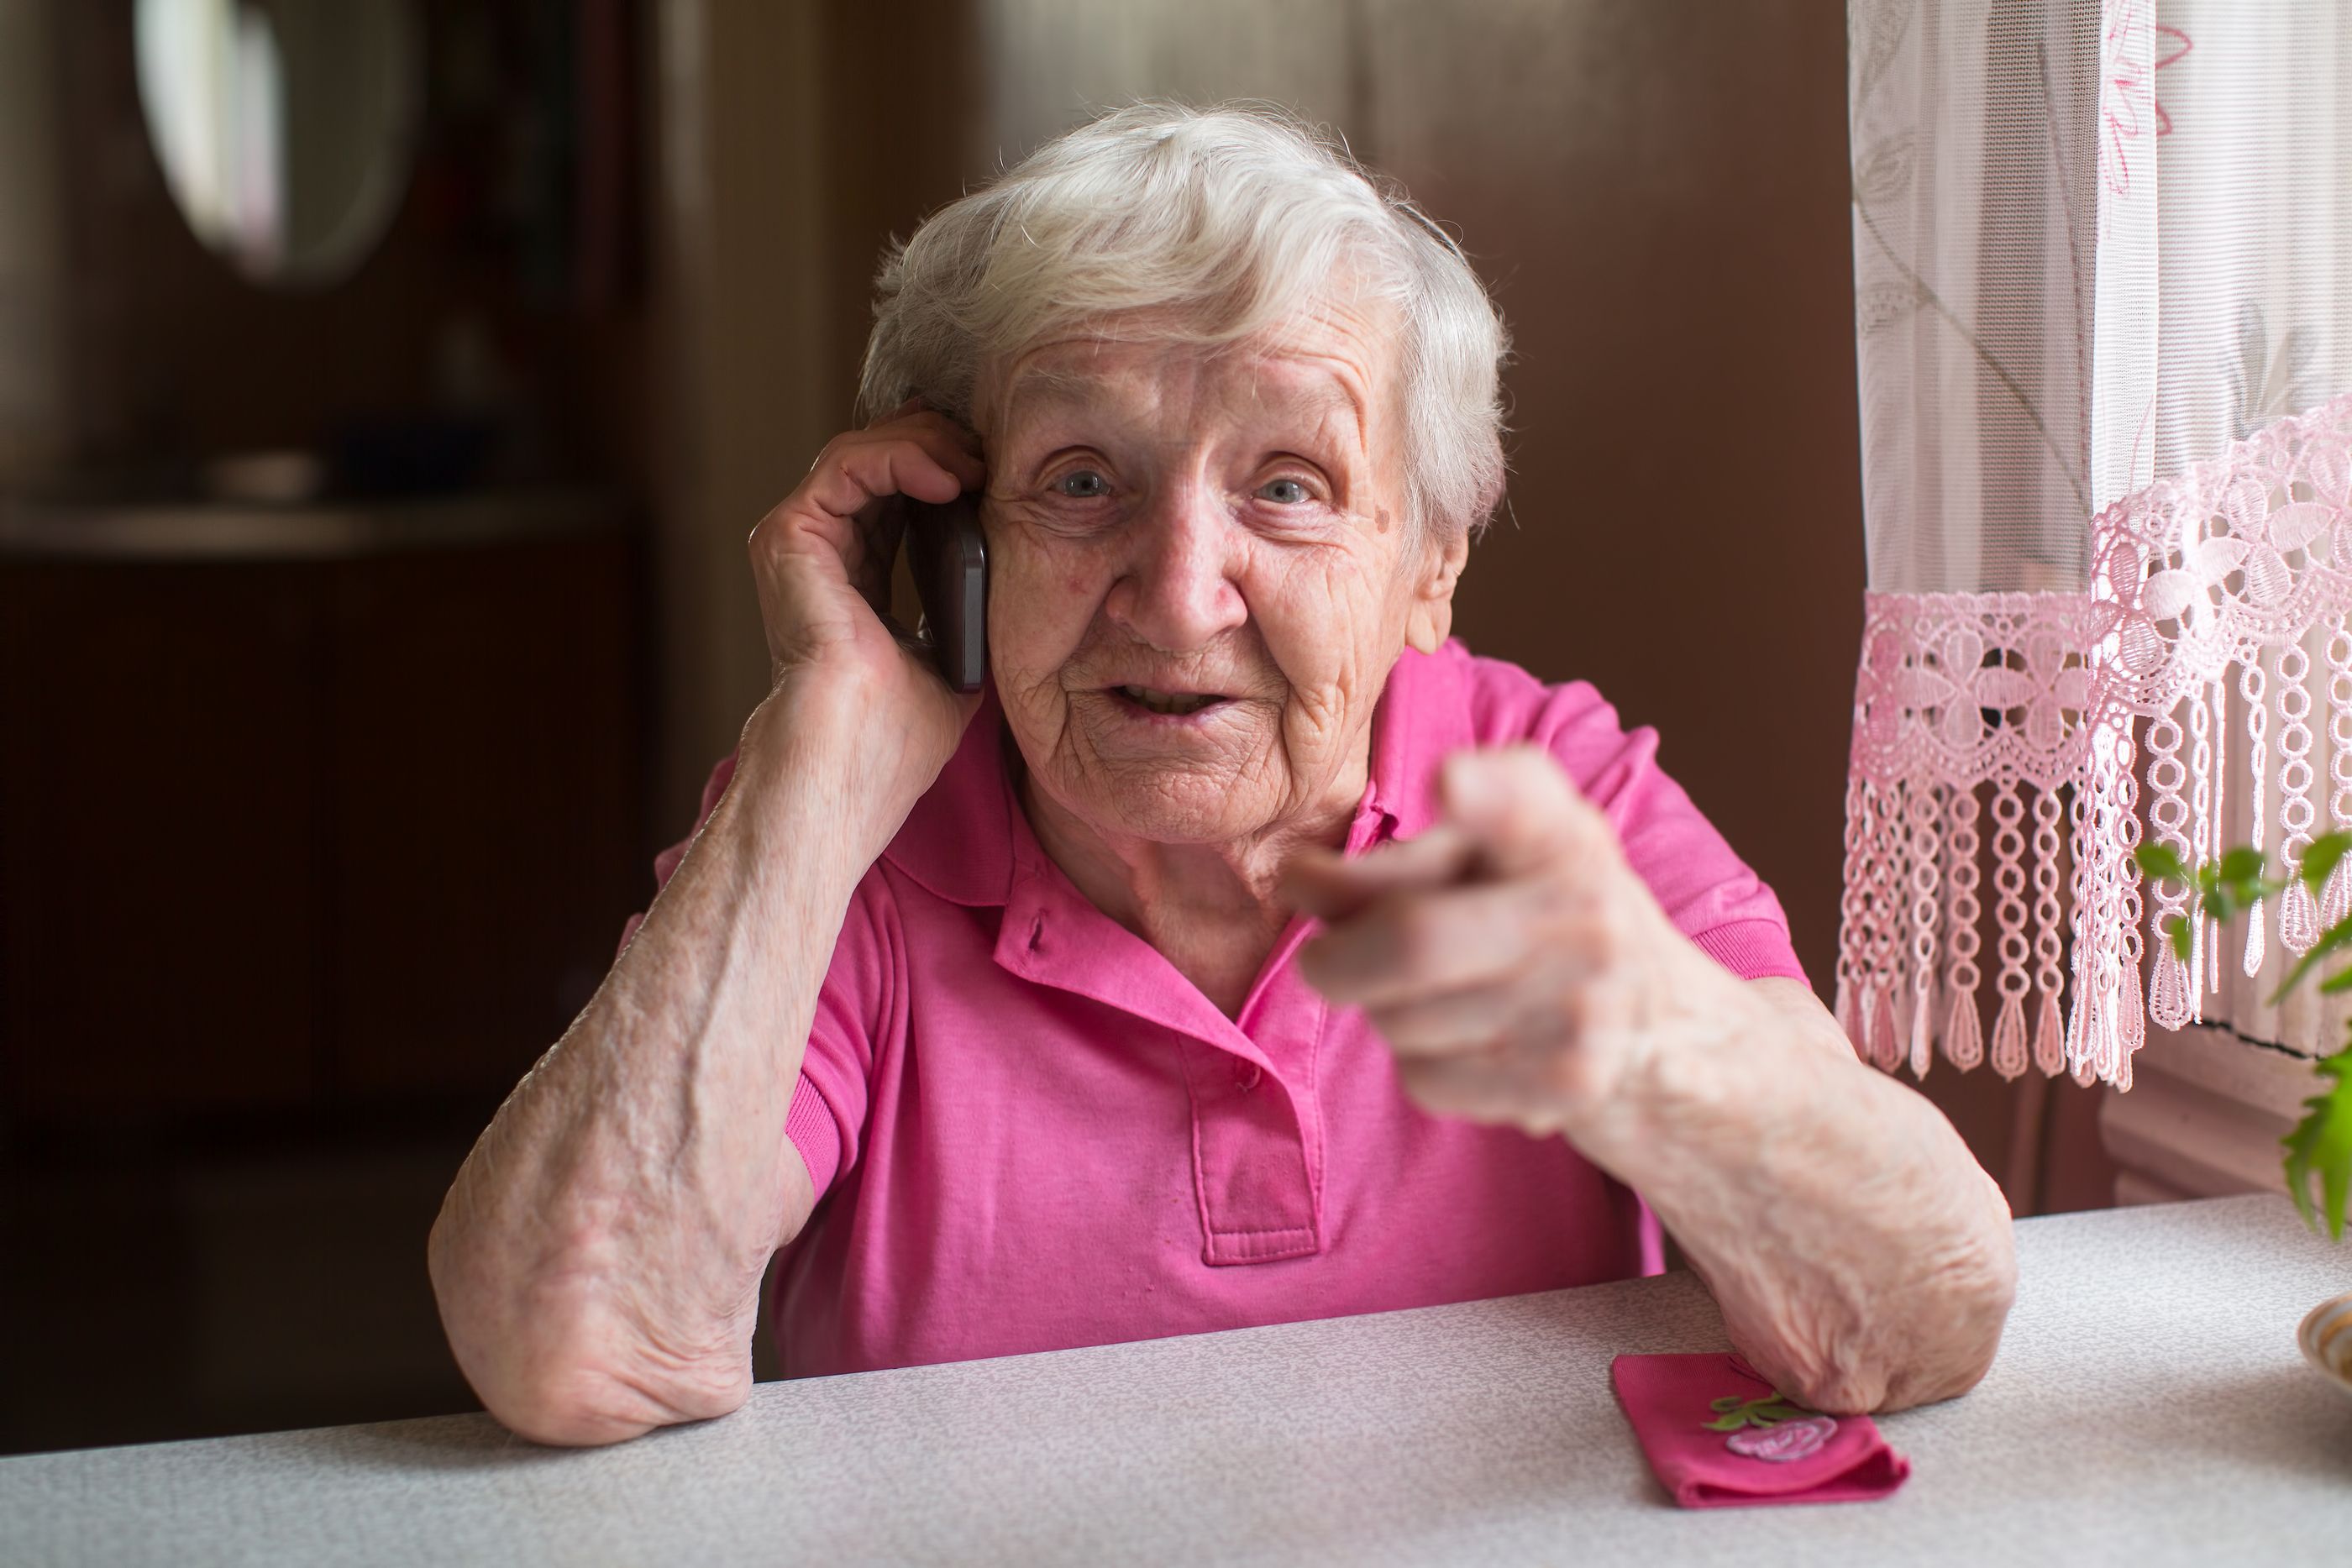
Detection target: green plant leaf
<box><xmin>2302</xmin><ymin>831</ymin><xmax>2352</xmax><ymax>891</ymax></box>
<box><xmin>2219</xmin><ymin>847</ymin><xmax>2266</xmax><ymax>885</ymax></box>
<box><xmin>2221</xmin><ymin>870</ymin><xmax>2280</xmax><ymax>907</ymax></box>
<box><xmin>1702</xmin><ymin>1392</ymin><xmax>1810</xmax><ymax>1430</ymax></box>
<box><xmin>2135</xmin><ymin>842</ymin><xmax>2192</xmax><ymax>885</ymax></box>
<box><xmin>2283</xmin><ymin>1046</ymin><xmax>2352</xmax><ymax>1240</ymax></box>
<box><xmin>2269</xmin><ymin>910</ymin><xmax>2352</xmax><ymax>1004</ymax></box>
<box><xmin>2134</xmin><ymin>836</ymin><xmax>2352</xmax><ymax>1243</ymax></box>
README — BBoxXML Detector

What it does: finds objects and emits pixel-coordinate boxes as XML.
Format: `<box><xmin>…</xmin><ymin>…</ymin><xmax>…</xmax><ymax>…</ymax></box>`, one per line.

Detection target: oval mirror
<box><xmin>134</xmin><ymin>0</ymin><xmax>423</xmax><ymax>290</ymax></box>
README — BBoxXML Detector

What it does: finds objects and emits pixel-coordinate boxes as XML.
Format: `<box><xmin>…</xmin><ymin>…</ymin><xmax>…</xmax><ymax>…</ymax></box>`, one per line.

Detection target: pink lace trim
<box><xmin>2078</xmin><ymin>392</ymin><xmax>2352</xmax><ymax>1067</ymax></box>
<box><xmin>1838</xmin><ymin>391</ymin><xmax>2352</xmax><ymax>1085</ymax></box>
<box><xmin>1838</xmin><ymin>592</ymin><xmax>2097</xmax><ymax>1082</ymax></box>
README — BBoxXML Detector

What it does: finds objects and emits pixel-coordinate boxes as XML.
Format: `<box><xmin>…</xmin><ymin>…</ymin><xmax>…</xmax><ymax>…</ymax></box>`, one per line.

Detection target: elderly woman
<box><xmin>429</xmin><ymin>103</ymin><xmax>2014</xmax><ymax>1446</ymax></box>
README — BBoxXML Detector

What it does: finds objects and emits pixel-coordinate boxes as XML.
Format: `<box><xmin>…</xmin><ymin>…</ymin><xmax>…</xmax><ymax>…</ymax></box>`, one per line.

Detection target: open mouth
<box><xmin>1115</xmin><ymin>684</ymin><xmax>1229</xmax><ymax>717</ymax></box>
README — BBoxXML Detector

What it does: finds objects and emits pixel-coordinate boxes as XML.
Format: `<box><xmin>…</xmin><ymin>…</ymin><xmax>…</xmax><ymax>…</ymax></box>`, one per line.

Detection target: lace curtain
<box><xmin>1840</xmin><ymin>0</ymin><xmax>2352</xmax><ymax>1088</ymax></box>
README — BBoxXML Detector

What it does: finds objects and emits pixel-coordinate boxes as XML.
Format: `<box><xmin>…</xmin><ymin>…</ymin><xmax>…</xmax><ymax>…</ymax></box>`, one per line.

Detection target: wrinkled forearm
<box><xmin>1571</xmin><ymin>977</ymin><xmax>2016</xmax><ymax>1413</ymax></box>
<box><xmin>428</xmin><ymin>692</ymin><xmax>883</xmax><ymax>1445</ymax></box>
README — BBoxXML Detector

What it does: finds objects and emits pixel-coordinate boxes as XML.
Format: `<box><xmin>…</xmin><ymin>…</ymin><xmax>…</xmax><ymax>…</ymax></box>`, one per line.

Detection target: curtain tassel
<box><xmin>1908</xmin><ymin>983</ymin><xmax>1934</xmax><ymax>1078</ymax></box>
<box><xmin>1869</xmin><ymin>985</ymin><xmax>1902</xmax><ymax>1073</ymax></box>
<box><xmin>2032</xmin><ymin>991</ymin><xmax>2066</xmax><ymax>1078</ymax></box>
<box><xmin>1944</xmin><ymin>988</ymin><xmax>1983</xmax><ymax>1072</ymax></box>
<box><xmin>1991</xmin><ymin>994</ymin><xmax>2029</xmax><ymax>1080</ymax></box>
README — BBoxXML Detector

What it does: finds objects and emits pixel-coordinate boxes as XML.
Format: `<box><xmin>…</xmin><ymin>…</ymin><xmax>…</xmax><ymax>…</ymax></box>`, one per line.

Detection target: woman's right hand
<box><xmin>741</xmin><ymin>404</ymin><xmax>988</xmax><ymax>833</ymax></box>
<box><xmin>435</xmin><ymin>410</ymin><xmax>985</xmax><ymax>1446</ymax></box>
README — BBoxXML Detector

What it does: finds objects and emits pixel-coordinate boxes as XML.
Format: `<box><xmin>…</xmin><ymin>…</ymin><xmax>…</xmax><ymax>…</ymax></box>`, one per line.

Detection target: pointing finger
<box><xmin>1281</xmin><ymin>826</ymin><xmax>1478</xmax><ymax>923</ymax></box>
<box><xmin>1439</xmin><ymin>747</ymin><xmax>1604</xmax><ymax>878</ymax></box>
<box><xmin>1362</xmin><ymin>981</ymin><xmax>1526</xmax><ymax>1057</ymax></box>
<box><xmin>1297</xmin><ymin>876</ymin><xmax>1543</xmax><ymax>1009</ymax></box>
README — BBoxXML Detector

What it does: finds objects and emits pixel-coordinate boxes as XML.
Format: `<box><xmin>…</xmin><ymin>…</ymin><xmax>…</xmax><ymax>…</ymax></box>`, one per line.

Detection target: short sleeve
<box><xmin>1504</xmin><ymin>675</ymin><xmax>1809</xmax><ymax>986</ymax></box>
<box><xmin>617</xmin><ymin>753</ymin><xmax>893</xmax><ymax>1204</ymax></box>
<box><xmin>791</xmin><ymin>873</ymin><xmax>897</xmax><ymax>1196</ymax></box>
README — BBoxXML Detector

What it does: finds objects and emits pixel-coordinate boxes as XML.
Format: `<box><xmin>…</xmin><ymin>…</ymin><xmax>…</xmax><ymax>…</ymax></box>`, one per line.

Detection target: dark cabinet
<box><xmin>0</xmin><ymin>502</ymin><xmax>647</xmax><ymax>1129</ymax></box>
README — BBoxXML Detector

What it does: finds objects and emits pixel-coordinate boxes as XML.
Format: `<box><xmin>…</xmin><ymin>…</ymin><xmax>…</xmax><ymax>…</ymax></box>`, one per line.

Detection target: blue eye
<box><xmin>1257</xmin><ymin>478</ymin><xmax>1310</xmax><ymax>504</ymax></box>
<box><xmin>1054</xmin><ymin>469</ymin><xmax>1110</xmax><ymax>498</ymax></box>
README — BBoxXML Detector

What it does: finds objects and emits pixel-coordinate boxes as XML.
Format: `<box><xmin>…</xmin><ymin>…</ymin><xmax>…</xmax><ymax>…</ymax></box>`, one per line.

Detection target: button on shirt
<box><xmin>631</xmin><ymin>641</ymin><xmax>1807</xmax><ymax>1378</ymax></box>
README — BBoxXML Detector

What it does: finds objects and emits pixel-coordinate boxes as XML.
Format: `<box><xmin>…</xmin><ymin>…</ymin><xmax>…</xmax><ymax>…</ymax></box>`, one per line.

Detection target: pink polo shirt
<box><xmin>631</xmin><ymin>640</ymin><xmax>1805</xmax><ymax>1378</ymax></box>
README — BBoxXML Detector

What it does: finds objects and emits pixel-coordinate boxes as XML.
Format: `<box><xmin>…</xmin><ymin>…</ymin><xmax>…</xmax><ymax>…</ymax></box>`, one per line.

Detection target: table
<box><xmin>5</xmin><ymin>1194</ymin><xmax>2349</xmax><ymax>1565</ymax></box>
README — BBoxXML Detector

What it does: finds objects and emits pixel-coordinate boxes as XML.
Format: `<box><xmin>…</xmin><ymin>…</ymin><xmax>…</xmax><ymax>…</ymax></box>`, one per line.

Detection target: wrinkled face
<box><xmin>976</xmin><ymin>299</ymin><xmax>1465</xmax><ymax>849</ymax></box>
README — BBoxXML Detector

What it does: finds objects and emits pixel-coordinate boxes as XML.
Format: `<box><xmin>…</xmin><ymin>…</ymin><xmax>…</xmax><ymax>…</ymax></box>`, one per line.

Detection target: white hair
<box><xmin>858</xmin><ymin>101</ymin><xmax>1509</xmax><ymax>539</ymax></box>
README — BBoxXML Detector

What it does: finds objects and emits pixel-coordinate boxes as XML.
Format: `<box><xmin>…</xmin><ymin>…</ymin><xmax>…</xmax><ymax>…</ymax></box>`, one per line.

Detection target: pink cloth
<box><xmin>1610</xmin><ymin>1352</ymin><xmax>1911</xmax><ymax>1507</ymax></box>
<box><xmin>624</xmin><ymin>640</ymin><xmax>1807</xmax><ymax>1377</ymax></box>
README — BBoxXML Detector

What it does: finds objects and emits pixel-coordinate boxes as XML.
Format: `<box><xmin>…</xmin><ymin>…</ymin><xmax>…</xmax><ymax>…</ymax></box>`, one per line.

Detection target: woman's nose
<box><xmin>1105</xmin><ymin>484</ymin><xmax>1248</xmax><ymax>653</ymax></box>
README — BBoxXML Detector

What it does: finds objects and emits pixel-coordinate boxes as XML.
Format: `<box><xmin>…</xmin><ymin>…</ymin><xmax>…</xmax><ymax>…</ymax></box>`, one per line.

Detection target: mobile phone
<box><xmin>904</xmin><ymin>490</ymin><xmax>987</xmax><ymax>692</ymax></box>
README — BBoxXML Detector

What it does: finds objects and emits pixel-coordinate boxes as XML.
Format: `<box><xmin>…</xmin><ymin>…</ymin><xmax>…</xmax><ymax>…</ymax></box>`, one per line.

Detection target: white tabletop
<box><xmin>5</xmin><ymin>1193</ymin><xmax>2349</xmax><ymax>1565</ymax></box>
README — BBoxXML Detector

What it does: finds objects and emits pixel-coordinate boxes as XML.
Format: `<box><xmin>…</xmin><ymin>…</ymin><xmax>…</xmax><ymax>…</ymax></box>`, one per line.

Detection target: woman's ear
<box><xmin>1404</xmin><ymin>526</ymin><xmax>1470</xmax><ymax>653</ymax></box>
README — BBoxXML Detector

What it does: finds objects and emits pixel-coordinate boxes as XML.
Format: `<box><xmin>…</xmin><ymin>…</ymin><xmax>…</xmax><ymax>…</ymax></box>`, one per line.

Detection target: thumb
<box><xmin>1438</xmin><ymin>747</ymin><xmax>1603</xmax><ymax>878</ymax></box>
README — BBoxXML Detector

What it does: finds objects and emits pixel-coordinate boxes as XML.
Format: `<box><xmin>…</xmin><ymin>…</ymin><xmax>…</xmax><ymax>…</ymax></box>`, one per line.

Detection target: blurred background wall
<box><xmin>0</xmin><ymin>0</ymin><xmax>2115</xmax><ymax>1455</ymax></box>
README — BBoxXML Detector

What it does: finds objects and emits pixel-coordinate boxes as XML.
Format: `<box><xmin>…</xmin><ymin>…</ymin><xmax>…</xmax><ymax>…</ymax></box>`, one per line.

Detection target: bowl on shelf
<box><xmin>2297</xmin><ymin>1292</ymin><xmax>2352</xmax><ymax>1398</ymax></box>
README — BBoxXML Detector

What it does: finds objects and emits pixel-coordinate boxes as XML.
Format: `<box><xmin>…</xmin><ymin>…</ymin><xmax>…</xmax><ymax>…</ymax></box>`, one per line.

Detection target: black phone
<box><xmin>903</xmin><ymin>490</ymin><xmax>987</xmax><ymax>693</ymax></box>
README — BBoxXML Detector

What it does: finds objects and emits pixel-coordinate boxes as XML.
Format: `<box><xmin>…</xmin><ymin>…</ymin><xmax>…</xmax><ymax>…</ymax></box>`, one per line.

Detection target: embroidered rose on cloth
<box><xmin>1725</xmin><ymin>1415</ymin><xmax>1840</xmax><ymax>1462</ymax></box>
<box><xmin>1609</xmin><ymin>1353</ymin><xmax>1912</xmax><ymax>1508</ymax></box>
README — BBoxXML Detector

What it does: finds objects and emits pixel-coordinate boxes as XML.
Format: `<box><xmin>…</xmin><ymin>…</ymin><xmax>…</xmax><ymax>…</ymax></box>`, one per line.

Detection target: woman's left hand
<box><xmin>1284</xmin><ymin>746</ymin><xmax>1765</xmax><ymax>1141</ymax></box>
<box><xmin>1291</xmin><ymin>746</ymin><xmax>2015</xmax><ymax>1414</ymax></box>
